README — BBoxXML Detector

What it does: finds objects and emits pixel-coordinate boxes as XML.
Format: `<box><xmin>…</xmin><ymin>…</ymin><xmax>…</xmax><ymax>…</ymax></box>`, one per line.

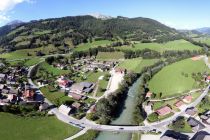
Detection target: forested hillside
<box><xmin>0</xmin><ymin>15</ymin><xmax>182</xmax><ymax>52</ymax></box>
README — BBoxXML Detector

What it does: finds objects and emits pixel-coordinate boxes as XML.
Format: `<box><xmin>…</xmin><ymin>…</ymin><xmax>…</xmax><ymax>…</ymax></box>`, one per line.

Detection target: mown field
<box><xmin>117</xmin><ymin>58</ymin><xmax>159</xmax><ymax>73</ymax></box>
<box><xmin>117</xmin><ymin>39</ymin><xmax>201</xmax><ymax>52</ymax></box>
<box><xmin>0</xmin><ymin>113</ymin><xmax>80</xmax><ymax>140</ymax></box>
<box><xmin>0</xmin><ymin>45</ymin><xmax>59</xmax><ymax>60</ymax></box>
<box><xmin>193</xmin><ymin>37</ymin><xmax>210</xmax><ymax>45</ymax></box>
<box><xmin>96</xmin><ymin>52</ymin><xmax>124</xmax><ymax>60</ymax></box>
<box><xmin>75</xmin><ymin>40</ymin><xmax>113</xmax><ymax>51</ymax></box>
<box><xmin>149</xmin><ymin>58</ymin><xmax>209</xmax><ymax>98</ymax></box>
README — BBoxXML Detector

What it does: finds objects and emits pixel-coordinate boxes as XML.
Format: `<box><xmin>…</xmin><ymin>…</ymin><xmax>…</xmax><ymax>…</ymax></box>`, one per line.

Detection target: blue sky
<box><xmin>0</xmin><ymin>0</ymin><xmax>210</xmax><ymax>29</ymax></box>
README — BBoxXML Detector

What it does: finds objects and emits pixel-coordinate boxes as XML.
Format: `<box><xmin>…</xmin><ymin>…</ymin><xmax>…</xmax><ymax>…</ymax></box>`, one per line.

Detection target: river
<box><xmin>96</xmin><ymin>77</ymin><xmax>143</xmax><ymax>140</ymax></box>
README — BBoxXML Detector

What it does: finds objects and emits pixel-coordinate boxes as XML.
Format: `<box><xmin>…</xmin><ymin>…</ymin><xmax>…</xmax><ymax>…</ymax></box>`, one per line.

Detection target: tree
<box><xmin>147</xmin><ymin>112</ymin><xmax>158</xmax><ymax>122</ymax></box>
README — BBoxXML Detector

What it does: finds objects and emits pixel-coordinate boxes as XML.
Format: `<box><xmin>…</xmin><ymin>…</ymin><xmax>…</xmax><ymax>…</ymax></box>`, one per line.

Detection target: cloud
<box><xmin>0</xmin><ymin>0</ymin><xmax>34</xmax><ymax>25</ymax></box>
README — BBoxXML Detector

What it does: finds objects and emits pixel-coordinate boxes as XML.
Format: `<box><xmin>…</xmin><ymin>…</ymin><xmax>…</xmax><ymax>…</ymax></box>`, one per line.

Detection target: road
<box><xmin>26</xmin><ymin>55</ymin><xmax>210</xmax><ymax>139</ymax></box>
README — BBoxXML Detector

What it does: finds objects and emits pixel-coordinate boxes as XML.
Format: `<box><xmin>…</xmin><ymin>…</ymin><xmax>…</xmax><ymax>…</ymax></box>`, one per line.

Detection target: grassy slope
<box><xmin>0</xmin><ymin>113</ymin><xmax>80</xmax><ymax>140</ymax></box>
<box><xmin>118</xmin><ymin>39</ymin><xmax>201</xmax><ymax>52</ymax></box>
<box><xmin>39</xmin><ymin>62</ymin><xmax>70</xmax><ymax>76</ymax></box>
<box><xmin>149</xmin><ymin>58</ymin><xmax>209</xmax><ymax>98</ymax></box>
<box><xmin>193</xmin><ymin>37</ymin><xmax>210</xmax><ymax>45</ymax></box>
<box><xmin>75</xmin><ymin>40</ymin><xmax>112</xmax><ymax>51</ymax></box>
<box><xmin>96</xmin><ymin>52</ymin><xmax>124</xmax><ymax>60</ymax></box>
<box><xmin>118</xmin><ymin>58</ymin><xmax>159</xmax><ymax>73</ymax></box>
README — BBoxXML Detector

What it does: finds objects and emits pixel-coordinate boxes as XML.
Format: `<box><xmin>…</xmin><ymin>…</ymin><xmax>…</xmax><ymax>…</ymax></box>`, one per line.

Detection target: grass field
<box><xmin>96</xmin><ymin>52</ymin><xmax>124</xmax><ymax>60</ymax></box>
<box><xmin>38</xmin><ymin>62</ymin><xmax>70</xmax><ymax>76</ymax></box>
<box><xmin>0</xmin><ymin>45</ymin><xmax>62</xmax><ymax>60</ymax></box>
<box><xmin>117</xmin><ymin>58</ymin><xmax>159</xmax><ymax>73</ymax></box>
<box><xmin>0</xmin><ymin>112</ymin><xmax>80</xmax><ymax>140</ymax></box>
<box><xmin>149</xmin><ymin>58</ymin><xmax>209</xmax><ymax>98</ymax></box>
<box><xmin>75</xmin><ymin>40</ymin><xmax>113</xmax><ymax>51</ymax></box>
<box><xmin>40</xmin><ymin>86</ymin><xmax>70</xmax><ymax>106</ymax></box>
<box><xmin>117</xmin><ymin>39</ymin><xmax>201</xmax><ymax>52</ymax></box>
<box><xmin>193</xmin><ymin>37</ymin><xmax>210</xmax><ymax>45</ymax></box>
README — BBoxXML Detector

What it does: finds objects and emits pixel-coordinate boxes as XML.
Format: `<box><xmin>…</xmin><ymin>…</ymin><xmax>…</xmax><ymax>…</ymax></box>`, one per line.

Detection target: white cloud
<box><xmin>0</xmin><ymin>0</ymin><xmax>34</xmax><ymax>25</ymax></box>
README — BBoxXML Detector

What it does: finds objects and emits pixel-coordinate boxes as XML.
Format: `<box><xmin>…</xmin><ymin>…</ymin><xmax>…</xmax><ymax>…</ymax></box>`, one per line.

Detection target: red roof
<box><xmin>115</xmin><ymin>68</ymin><xmax>125</xmax><ymax>73</ymax></box>
<box><xmin>23</xmin><ymin>89</ymin><xmax>35</xmax><ymax>99</ymax></box>
<box><xmin>183</xmin><ymin>95</ymin><xmax>192</xmax><ymax>102</ymax></box>
<box><xmin>207</xmin><ymin>76</ymin><xmax>210</xmax><ymax>80</ymax></box>
<box><xmin>174</xmin><ymin>100</ymin><xmax>184</xmax><ymax>108</ymax></box>
<box><xmin>59</xmin><ymin>80</ymin><xmax>69</xmax><ymax>86</ymax></box>
<box><xmin>156</xmin><ymin>105</ymin><xmax>172</xmax><ymax>116</ymax></box>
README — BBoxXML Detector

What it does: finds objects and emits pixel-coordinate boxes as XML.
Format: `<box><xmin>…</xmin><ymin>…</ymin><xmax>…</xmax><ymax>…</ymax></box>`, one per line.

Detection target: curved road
<box><xmin>26</xmin><ymin>55</ymin><xmax>210</xmax><ymax>139</ymax></box>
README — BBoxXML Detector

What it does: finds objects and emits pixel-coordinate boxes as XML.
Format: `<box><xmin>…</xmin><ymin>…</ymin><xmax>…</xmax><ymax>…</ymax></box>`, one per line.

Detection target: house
<box><xmin>206</xmin><ymin>76</ymin><xmax>210</xmax><ymax>82</ymax></box>
<box><xmin>156</xmin><ymin>105</ymin><xmax>172</xmax><ymax>116</ymax></box>
<box><xmin>185</xmin><ymin>107</ymin><xmax>197</xmax><ymax>116</ymax></box>
<box><xmin>72</xmin><ymin>102</ymin><xmax>81</xmax><ymax>109</ymax></box>
<box><xmin>187</xmin><ymin>117</ymin><xmax>205</xmax><ymax>132</ymax></box>
<box><xmin>183</xmin><ymin>95</ymin><xmax>192</xmax><ymax>103</ymax></box>
<box><xmin>7</xmin><ymin>94</ymin><xmax>17</xmax><ymax>103</ymax></box>
<box><xmin>58</xmin><ymin>104</ymin><xmax>72</xmax><ymax>115</ymax></box>
<box><xmin>57</xmin><ymin>76</ymin><xmax>73</xmax><ymax>89</ymax></box>
<box><xmin>69</xmin><ymin>84</ymin><xmax>84</xmax><ymax>94</ymax></box>
<box><xmin>87</xmin><ymin>104</ymin><xmax>96</xmax><ymax>113</ymax></box>
<box><xmin>69</xmin><ymin>82</ymin><xmax>94</xmax><ymax>94</ymax></box>
<box><xmin>160</xmin><ymin>130</ymin><xmax>189</xmax><ymax>140</ymax></box>
<box><xmin>174</xmin><ymin>100</ymin><xmax>184</xmax><ymax>108</ymax></box>
<box><xmin>68</xmin><ymin>92</ymin><xmax>83</xmax><ymax>100</ymax></box>
<box><xmin>23</xmin><ymin>89</ymin><xmax>35</xmax><ymax>101</ymax></box>
<box><xmin>191</xmin><ymin>131</ymin><xmax>210</xmax><ymax>140</ymax></box>
<box><xmin>115</xmin><ymin>68</ymin><xmax>125</xmax><ymax>74</ymax></box>
<box><xmin>0</xmin><ymin>73</ymin><xmax>6</xmax><ymax>80</ymax></box>
<box><xmin>146</xmin><ymin>91</ymin><xmax>153</xmax><ymax>98</ymax></box>
<box><xmin>0</xmin><ymin>63</ymin><xmax>5</xmax><ymax>67</ymax></box>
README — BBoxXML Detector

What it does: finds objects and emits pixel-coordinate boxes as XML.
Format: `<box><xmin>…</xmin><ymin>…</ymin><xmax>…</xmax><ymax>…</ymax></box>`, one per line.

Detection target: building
<box><xmin>191</xmin><ymin>131</ymin><xmax>210</xmax><ymax>140</ymax></box>
<box><xmin>115</xmin><ymin>68</ymin><xmax>125</xmax><ymax>74</ymax></box>
<box><xmin>160</xmin><ymin>130</ymin><xmax>189</xmax><ymax>140</ymax></box>
<box><xmin>174</xmin><ymin>100</ymin><xmax>184</xmax><ymax>108</ymax></box>
<box><xmin>156</xmin><ymin>105</ymin><xmax>172</xmax><ymax>116</ymax></box>
<box><xmin>68</xmin><ymin>92</ymin><xmax>83</xmax><ymax>100</ymax></box>
<box><xmin>187</xmin><ymin>117</ymin><xmax>205</xmax><ymax>132</ymax></box>
<box><xmin>185</xmin><ymin>107</ymin><xmax>197</xmax><ymax>116</ymax></box>
<box><xmin>146</xmin><ymin>91</ymin><xmax>153</xmax><ymax>98</ymax></box>
<box><xmin>183</xmin><ymin>95</ymin><xmax>192</xmax><ymax>103</ymax></box>
<box><xmin>23</xmin><ymin>89</ymin><xmax>35</xmax><ymax>101</ymax></box>
<box><xmin>69</xmin><ymin>82</ymin><xmax>94</xmax><ymax>95</ymax></box>
<box><xmin>87</xmin><ymin>104</ymin><xmax>96</xmax><ymax>113</ymax></box>
<box><xmin>57</xmin><ymin>76</ymin><xmax>73</xmax><ymax>89</ymax></box>
<box><xmin>72</xmin><ymin>102</ymin><xmax>81</xmax><ymax>109</ymax></box>
<box><xmin>58</xmin><ymin>104</ymin><xmax>72</xmax><ymax>115</ymax></box>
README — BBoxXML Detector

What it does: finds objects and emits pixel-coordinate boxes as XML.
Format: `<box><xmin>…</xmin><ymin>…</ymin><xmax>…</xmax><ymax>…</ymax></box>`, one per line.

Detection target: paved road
<box><xmin>26</xmin><ymin>55</ymin><xmax>210</xmax><ymax>139</ymax></box>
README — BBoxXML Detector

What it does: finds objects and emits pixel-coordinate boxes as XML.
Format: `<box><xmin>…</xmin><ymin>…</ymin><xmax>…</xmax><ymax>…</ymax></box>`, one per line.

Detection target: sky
<box><xmin>0</xmin><ymin>0</ymin><xmax>210</xmax><ymax>29</ymax></box>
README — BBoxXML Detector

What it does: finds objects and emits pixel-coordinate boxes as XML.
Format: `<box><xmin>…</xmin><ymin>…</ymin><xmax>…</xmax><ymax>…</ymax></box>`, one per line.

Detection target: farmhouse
<box><xmin>174</xmin><ymin>100</ymin><xmax>184</xmax><ymax>108</ymax></box>
<box><xmin>58</xmin><ymin>104</ymin><xmax>72</xmax><ymax>115</ymax></box>
<box><xmin>156</xmin><ymin>105</ymin><xmax>172</xmax><ymax>116</ymax></box>
<box><xmin>182</xmin><ymin>95</ymin><xmax>192</xmax><ymax>103</ymax></box>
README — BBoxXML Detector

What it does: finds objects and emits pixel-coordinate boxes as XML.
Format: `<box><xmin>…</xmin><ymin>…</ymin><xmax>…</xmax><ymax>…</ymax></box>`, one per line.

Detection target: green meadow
<box><xmin>149</xmin><ymin>58</ymin><xmax>209</xmax><ymax>98</ymax></box>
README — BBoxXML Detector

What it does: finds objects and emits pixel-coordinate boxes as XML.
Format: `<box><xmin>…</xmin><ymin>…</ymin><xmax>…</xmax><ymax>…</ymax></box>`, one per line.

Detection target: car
<box><xmin>119</xmin><ymin>128</ymin><xmax>124</xmax><ymax>130</ymax></box>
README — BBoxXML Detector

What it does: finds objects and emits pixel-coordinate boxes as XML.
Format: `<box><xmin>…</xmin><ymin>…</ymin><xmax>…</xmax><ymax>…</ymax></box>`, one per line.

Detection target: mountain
<box><xmin>0</xmin><ymin>15</ymin><xmax>181</xmax><ymax>51</ymax></box>
<box><xmin>89</xmin><ymin>13</ymin><xmax>113</xmax><ymax>20</ymax></box>
<box><xmin>0</xmin><ymin>20</ymin><xmax>24</xmax><ymax>36</ymax></box>
<box><xmin>195</xmin><ymin>27</ymin><xmax>210</xmax><ymax>35</ymax></box>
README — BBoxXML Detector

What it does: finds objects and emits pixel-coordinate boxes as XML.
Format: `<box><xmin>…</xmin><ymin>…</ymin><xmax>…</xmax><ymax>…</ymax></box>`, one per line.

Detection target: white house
<box><xmin>58</xmin><ymin>104</ymin><xmax>72</xmax><ymax>116</ymax></box>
